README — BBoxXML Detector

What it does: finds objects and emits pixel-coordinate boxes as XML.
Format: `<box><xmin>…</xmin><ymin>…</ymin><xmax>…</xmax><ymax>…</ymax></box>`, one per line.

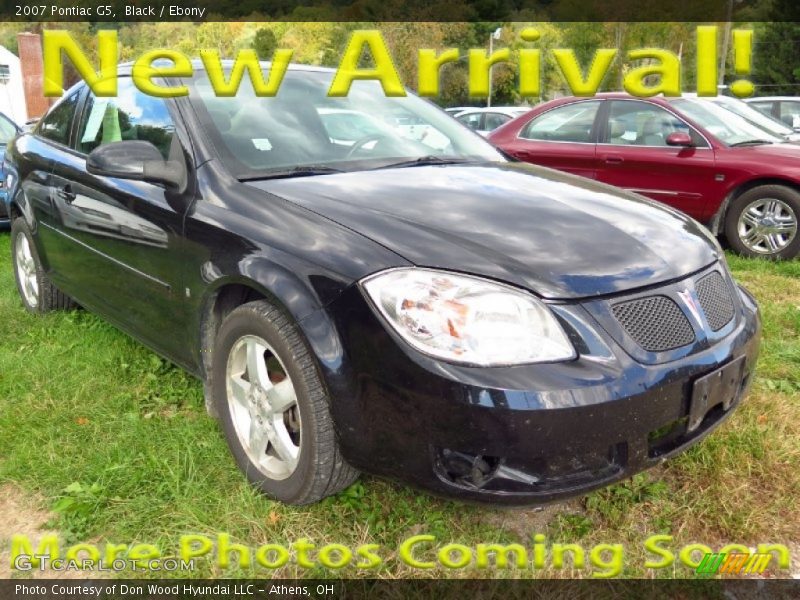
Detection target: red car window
<box><xmin>520</xmin><ymin>101</ymin><xmax>601</xmax><ymax>143</ymax></box>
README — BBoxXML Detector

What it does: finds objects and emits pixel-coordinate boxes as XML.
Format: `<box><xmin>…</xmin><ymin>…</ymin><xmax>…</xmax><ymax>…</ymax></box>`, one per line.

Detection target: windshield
<box><xmin>670</xmin><ymin>98</ymin><xmax>783</xmax><ymax>146</ymax></box>
<box><xmin>190</xmin><ymin>68</ymin><xmax>503</xmax><ymax>178</ymax></box>
<box><xmin>711</xmin><ymin>96</ymin><xmax>792</xmax><ymax>138</ymax></box>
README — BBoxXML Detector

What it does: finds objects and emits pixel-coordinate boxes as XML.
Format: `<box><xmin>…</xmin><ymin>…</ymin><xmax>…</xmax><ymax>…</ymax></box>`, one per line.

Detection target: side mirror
<box><xmin>666</xmin><ymin>132</ymin><xmax>693</xmax><ymax>147</ymax></box>
<box><xmin>87</xmin><ymin>141</ymin><xmax>187</xmax><ymax>193</ymax></box>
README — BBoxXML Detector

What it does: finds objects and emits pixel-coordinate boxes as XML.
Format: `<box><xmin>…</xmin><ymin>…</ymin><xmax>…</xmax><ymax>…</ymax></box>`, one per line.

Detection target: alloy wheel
<box><xmin>15</xmin><ymin>233</ymin><xmax>39</xmax><ymax>308</ymax></box>
<box><xmin>225</xmin><ymin>335</ymin><xmax>301</xmax><ymax>480</ymax></box>
<box><xmin>737</xmin><ymin>198</ymin><xmax>798</xmax><ymax>254</ymax></box>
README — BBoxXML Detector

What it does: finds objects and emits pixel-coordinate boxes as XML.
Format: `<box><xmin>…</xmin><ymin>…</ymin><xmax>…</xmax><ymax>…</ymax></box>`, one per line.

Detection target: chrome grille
<box><xmin>611</xmin><ymin>295</ymin><xmax>695</xmax><ymax>352</ymax></box>
<box><xmin>696</xmin><ymin>271</ymin><xmax>735</xmax><ymax>331</ymax></box>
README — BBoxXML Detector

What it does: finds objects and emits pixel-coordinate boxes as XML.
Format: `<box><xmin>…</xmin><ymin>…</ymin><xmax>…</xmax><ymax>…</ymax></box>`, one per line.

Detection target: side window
<box><xmin>76</xmin><ymin>78</ymin><xmax>176</xmax><ymax>159</ymax></box>
<box><xmin>520</xmin><ymin>101</ymin><xmax>600</xmax><ymax>143</ymax></box>
<box><xmin>779</xmin><ymin>102</ymin><xmax>800</xmax><ymax>129</ymax></box>
<box><xmin>606</xmin><ymin>101</ymin><xmax>690</xmax><ymax>147</ymax></box>
<box><xmin>484</xmin><ymin>112</ymin><xmax>511</xmax><ymax>131</ymax></box>
<box><xmin>37</xmin><ymin>91</ymin><xmax>81</xmax><ymax>146</ymax></box>
<box><xmin>749</xmin><ymin>101</ymin><xmax>774</xmax><ymax>117</ymax></box>
<box><xmin>457</xmin><ymin>112</ymin><xmax>482</xmax><ymax>131</ymax></box>
<box><xmin>0</xmin><ymin>113</ymin><xmax>17</xmax><ymax>144</ymax></box>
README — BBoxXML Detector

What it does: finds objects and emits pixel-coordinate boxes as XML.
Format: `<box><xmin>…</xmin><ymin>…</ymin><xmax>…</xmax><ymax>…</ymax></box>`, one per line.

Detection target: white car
<box><xmin>317</xmin><ymin>108</ymin><xmax>394</xmax><ymax>146</ymax></box>
<box><xmin>685</xmin><ymin>94</ymin><xmax>800</xmax><ymax>143</ymax></box>
<box><xmin>381</xmin><ymin>113</ymin><xmax>450</xmax><ymax>151</ymax></box>
<box><xmin>744</xmin><ymin>96</ymin><xmax>800</xmax><ymax>132</ymax></box>
<box><xmin>317</xmin><ymin>108</ymin><xmax>451</xmax><ymax>153</ymax></box>
<box><xmin>453</xmin><ymin>107</ymin><xmax>530</xmax><ymax>136</ymax></box>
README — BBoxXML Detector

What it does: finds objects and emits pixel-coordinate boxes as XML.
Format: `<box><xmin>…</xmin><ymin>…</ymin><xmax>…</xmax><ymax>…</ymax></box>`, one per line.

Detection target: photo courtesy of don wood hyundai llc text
<box><xmin>0</xmin><ymin>1</ymin><xmax>798</xmax><ymax>598</ymax></box>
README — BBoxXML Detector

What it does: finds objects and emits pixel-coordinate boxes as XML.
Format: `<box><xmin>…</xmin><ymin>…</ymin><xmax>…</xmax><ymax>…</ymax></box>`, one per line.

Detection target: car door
<box><xmin>26</xmin><ymin>89</ymin><xmax>85</xmax><ymax>276</ymax></box>
<box><xmin>46</xmin><ymin>78</ymin><xmax>195</xmax><ymax>364</ymax></box>
<box><xmin>501</xmin><ymin>100</ymin><xmax>601</xmax><ymax>179</ymax></box>
<box><xmin>594</xmin><ymin>99</ymin><xmax>716</xmax><ymax>220</ymax></box>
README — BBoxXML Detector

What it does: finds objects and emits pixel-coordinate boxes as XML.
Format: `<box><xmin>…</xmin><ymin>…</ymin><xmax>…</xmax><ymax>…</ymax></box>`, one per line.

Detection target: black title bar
<box><xmin>0</xmin><ymin>0</ymin><xmax>797</xmax><ymax>22</ymax></box>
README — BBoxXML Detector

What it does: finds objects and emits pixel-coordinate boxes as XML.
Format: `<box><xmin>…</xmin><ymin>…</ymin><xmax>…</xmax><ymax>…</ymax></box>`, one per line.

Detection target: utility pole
<box><xmin>719</xmin><ymin>0</ymin><xmax>735</xmax><ymax>87</ymax></box>
<box><xmin>487</xmin><ymin>27</ymin><xmax>502</xmax><ymax>108</ymax></box>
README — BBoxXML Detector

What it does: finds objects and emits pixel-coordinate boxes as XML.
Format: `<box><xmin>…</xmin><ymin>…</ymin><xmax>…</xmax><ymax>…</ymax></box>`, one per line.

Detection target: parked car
<box><xmin>444</xmin><ymin>106</ymin><xmax>472</xmax><ymax>115</ymax></box>
<box><xmin>454</xmin><ymin>106</ymin><xmax>531</xmax><ymax>136</ymax></box>
<box><xmin>6</xmin><ymin>63</ymin><xmax>760</xmax><ymax>505</ymax></box>
<box><xmin>381</xmin><ymin>112</ymin><xmax>450</xmax><ymax>150</ymax></box>
<box><xmin>0</xmin><ymin>111</ymin><xmax>21</xmax><ymax>228</ymax></box>
<box><xmin>489</xmin><ymin>93</ymin><xmax>800</xmax><ymax>259</ymax></box>
<box><xmin>705</xmin><ymin>95</ymin><xmax>800</xmax><ymax>143</ymax></box>
<box><xmin>745</xmin><ymin>96</ymin><xmax>800</xmax><ymax>131</ymax></box>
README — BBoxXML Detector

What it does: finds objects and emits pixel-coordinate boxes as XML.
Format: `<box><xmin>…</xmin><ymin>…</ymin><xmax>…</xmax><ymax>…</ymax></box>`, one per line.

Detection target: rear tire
<box><xmin>211</xmin><ymin>299</ymin><xmax>359</xmax><ymax>505</ymax></box>
<box><xmin>10</xmin><ymin>218</ymin><xmax>76</xmax><ymax>313</ymax></box>
<box><xmin>724</xmin><ymin>185</ymin><xmax>800</xmax><ymax>259</ymax></box>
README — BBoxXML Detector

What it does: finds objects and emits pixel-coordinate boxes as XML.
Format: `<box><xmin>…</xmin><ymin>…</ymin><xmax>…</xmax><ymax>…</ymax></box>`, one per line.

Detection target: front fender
<box><xmin>193</xmin><ymin>250</ymin><xmax>355</xmax><ymax>378</ymax></box>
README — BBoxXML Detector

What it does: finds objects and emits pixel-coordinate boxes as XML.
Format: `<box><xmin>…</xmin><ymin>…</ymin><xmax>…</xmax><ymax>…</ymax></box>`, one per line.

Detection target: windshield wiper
<box><xmin>373</xmin><ymin>155</ymin><xmax>473</xmax><ymax>170</ymax></box>
<box><xmin>241</xmin><ymin>165</ymin><xmax>345</xmax><ymax>181</ymax></box>
<box><xmin>729</xmin><ymin>140</ymin><xmax>774</xmax><ymax>147</ymax></box>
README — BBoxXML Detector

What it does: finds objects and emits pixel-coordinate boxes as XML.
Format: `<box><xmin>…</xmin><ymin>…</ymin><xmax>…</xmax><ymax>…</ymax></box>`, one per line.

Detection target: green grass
<box><xmin>0</xmin><ymin>231</ymin><xmax>798</xmax><ymax>579</ymax></box>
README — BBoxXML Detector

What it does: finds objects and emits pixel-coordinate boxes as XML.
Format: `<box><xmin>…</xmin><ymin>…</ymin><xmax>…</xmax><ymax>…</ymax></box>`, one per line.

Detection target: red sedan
<box><xmin>488</xmin><ymin>93</ymin><xmax>800</xmax><ymax>259</ymax></box>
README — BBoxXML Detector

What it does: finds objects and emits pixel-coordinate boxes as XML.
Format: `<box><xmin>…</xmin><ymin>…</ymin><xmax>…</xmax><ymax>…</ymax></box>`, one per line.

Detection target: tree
<box><xmin>752</xmin><ymin>21</ymin><xmax>800</xmax><ymax>96</ymax></box>
<box><xmin>252</xmin><ymin>27</ymin><xmax>277</xmax><ymax>60</ymax></box>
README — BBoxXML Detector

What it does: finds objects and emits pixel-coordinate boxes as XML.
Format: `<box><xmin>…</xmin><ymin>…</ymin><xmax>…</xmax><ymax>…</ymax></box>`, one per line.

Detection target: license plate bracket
<box><xmin>688</xmin><ymin>356</ymin><xmax>746</xmax><ymax>432</ymax></box>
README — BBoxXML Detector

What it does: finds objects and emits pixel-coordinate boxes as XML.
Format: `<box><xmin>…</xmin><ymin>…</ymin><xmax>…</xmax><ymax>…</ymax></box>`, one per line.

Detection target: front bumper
<box><xmin>316</xmin><ymin>265</ymin><xmax>761</xmax><ymax>505</ymax></box>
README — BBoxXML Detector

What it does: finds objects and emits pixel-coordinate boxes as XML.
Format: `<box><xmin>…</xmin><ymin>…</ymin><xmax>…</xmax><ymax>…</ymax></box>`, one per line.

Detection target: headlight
<box><xmin>361</xmin><ymin>268</ymin><xmax>575</xmax><ymax>366</ymax></box>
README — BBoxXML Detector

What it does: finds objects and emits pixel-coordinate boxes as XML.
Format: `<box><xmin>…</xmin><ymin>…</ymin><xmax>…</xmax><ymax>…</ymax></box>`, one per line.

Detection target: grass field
<box><xmin>0</xmin><ymin>230</ymin><xmax>798</xmax><ymax>579</ymax></box>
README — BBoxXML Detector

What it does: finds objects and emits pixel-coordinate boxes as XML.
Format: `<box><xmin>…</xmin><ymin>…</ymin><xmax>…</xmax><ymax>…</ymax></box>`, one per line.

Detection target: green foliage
<box><xmin>252</xmin><ymin>27</ymin><xmax>277</xmax><ymax>60</ymax></box>
<box><xmin>585</xmin><ymin>474</ymin><xmax>669</xmax><ymax>526</ymax></box>
<box><xmin>52</xmin><ymin>481</ymin><xmax>107</xmax><ymax>542</ymax></box>
<box><xmin>552</xmin><ymin>513</ymin><xmax>594</xmax><ymax>539</ymax></box>
<box><xmin>753</xmin><ymin>22</ymin><xmax>800</xmax><ymax>95</ymax></box>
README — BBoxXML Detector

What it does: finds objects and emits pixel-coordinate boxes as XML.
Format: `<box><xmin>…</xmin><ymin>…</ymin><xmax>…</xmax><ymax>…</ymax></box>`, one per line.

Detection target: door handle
<box><xmin>603</xmin><ymin>156</ymin><xmax>624</xmax><ymax>164</ymax></box>
<box><xmin>58</xmin><ymin>184</ymin><xmax>76</xmax><ymax>203</ymax></box>
<box><xmin>513</xmin><ymin>150</ymin><xmax>534</xmax><ymax>161</ymax></box>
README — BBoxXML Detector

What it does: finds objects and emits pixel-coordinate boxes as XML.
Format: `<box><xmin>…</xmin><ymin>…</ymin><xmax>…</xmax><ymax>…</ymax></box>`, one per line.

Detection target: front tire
<box><xmin>725</xmin><ymin>185</ymin><xmax>800</xmax><ymax>259</ymax></box>
<box><xmin>10</xmin><ymin>218</ymin><xmax>75</xmax><ymax>313</ymax></box>
<box><xmin>211</xmin><ymin>299</ymin><xmax>359</xmax><ymax>505</ymax></box>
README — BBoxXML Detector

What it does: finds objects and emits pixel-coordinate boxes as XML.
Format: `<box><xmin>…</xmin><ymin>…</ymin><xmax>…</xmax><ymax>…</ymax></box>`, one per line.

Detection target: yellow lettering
<box><xmin>553</xmin><ymin>48</ymin><xmax>617</xmax><ymax>96</ymax></box>
<box><xmin>623</xmin><ymin>49</ymin><xmax>681</xmax><ymax>96</ymax></box>
<box><xmin>329</xmin><ymin>31</ymin><xmax>404</xmax><ymax>97</ymax></box>
<box><xmin>201</xmin><ymin>48</ymin><xmax>292</xmax><ymax>97</ymax></box>
<box><xmin>132</xmin><ymin>50</ymin><xmax>192</xmax><ymax>98</ymax></box>
<box><xmin>43</xmin><ymin>30</ymin><xmax>117</xmax><ymax>97</ymax></box>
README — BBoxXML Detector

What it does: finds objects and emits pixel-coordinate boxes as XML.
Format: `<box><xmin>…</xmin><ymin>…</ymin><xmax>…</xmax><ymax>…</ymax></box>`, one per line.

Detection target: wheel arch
<box><xmin>8</xmin><ymin>187</ymin><xmax>34</xmax><ymax>225</ymax></box>
<box><xmin>8</xmin><ymin>199</ymin><xmax>21</xmax><ymax>221</ymax></box>
<box><xmin>709</xmin><ymin>177</ymin><xmax>800</xmax><ymax>236</ymax></box>
<box><xmin>196</xmin><ymin>265</ymin><xmax>350</xmax><ymax>384</ymax></box>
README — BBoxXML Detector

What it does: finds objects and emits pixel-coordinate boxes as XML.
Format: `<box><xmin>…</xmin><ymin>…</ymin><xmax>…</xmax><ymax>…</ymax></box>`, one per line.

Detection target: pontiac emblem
<box><xmin>678</xmin><ymin>289</ymin><xmax>704</xmax><ymax>328</ymax></box>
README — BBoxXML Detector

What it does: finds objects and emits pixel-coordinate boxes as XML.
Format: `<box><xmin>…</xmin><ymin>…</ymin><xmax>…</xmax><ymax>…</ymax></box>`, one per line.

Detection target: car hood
<box><xmin>248</xmin><ymin>163</ymin><xmax>719</xmax><ymax>299</ymax></box>
<box><xmin>729</xmin><ymin>141</ymin><xmax>800</xmax><ymax>160</ymax></box>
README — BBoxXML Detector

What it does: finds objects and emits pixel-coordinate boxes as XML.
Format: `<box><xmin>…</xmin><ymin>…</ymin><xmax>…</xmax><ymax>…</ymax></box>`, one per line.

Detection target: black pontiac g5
<box><xmin>4</xmin><ymin>62</ymin><xmax>760</xmax><ymax>505</ymax></box>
